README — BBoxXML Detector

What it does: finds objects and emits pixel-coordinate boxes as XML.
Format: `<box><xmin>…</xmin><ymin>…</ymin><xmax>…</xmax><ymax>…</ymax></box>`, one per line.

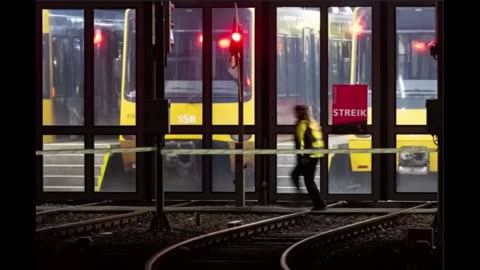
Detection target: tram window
<box><xmin>286</xmin><ymin>38</ymin><xmax>297</xmax><ymax>97</ymax></box>
<box><xmin>164</xmin><ymin>8</ymin><xmax>203</xmax><ymax>112</ymax></box>
<box><xmin>328</xmin><ymin>7</ymin><xmax>372</xmax><ymax>125</ymax></box>
<box><xmin>276</xmin><ymin>7</ymin><xmax>320</xmax><ymax>125</ymax></box>
<box><xmin>329</xmin><ymin>39</ymin><xmax>353</xmax><ymax>87</ymax></box>
<box><xmin>124</xmin><ymin>10</ymin><xmax>136</xmax><ymax>102</ymax></box>
<box><xmin>94</xmin><ymin>9</ymin><xmax>127</xmax><ymax>126</ymax></box>
<box><xmin>166</xmin><ymin>32</ymin><xmax>202</xmax><ymax>80</ymax></box>
<box><xmin>397</xmin><ymin>34</ymin><xmax>437</xmax><ymax>80</ymax></box>
<box><xmin>42</xmin><ymin>34</ymin><xmax>51</xmax><ymax>99</ymax></box>
<box><xmin>52</xmin><ymin>37</ymin><xmax>65</xmax><ymax>97</ymax></box>
<box><xmin>72</xmin><ymin>37</ymin><xmax>83</xmax><ymax>98</ymax></box>
<box><xmin>212</xmin><ymin>8</ymin><xmax>254</xmax><ymax>104</ymax></box>
<box><xmin>276</xmin><ymin>37</ymin><xmax>287</xmax><ymax>97</ymax></box>
<box><xmin>212</xmin><ymin>8</ymin><xmax>255</xmax><ymax>125</ymax></box>
<box><xmin>357</xmin><ymin>35</ymin><xmax>372</xmax><ymax>87</ymax></box>
<box><xmin>43</xmin><ymin>9</ymin><xmax>84</xmax><ymax>126</ymax></box>
<box><xmin>52</xmin><ymin>37</ymin><xmax>77</xmax><ymax>98</ymax></box>
<box><xmin>396</xmin><ymin>7</ymin><xmax>437</xmax><ymax>124</ymax></box>
<box><xmin>112</xmin><ymin>31</ymin><xmax>123</xmax><ymax>79</ymax></box>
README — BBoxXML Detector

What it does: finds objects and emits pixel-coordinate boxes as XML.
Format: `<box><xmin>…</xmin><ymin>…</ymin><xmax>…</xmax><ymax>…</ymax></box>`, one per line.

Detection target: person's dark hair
<box><xmin>294</xmin><ymin>105</ymin><xmax>309</xmax><ymax>113</ymax></box>
<box><xmin>294</xmin><ymin>105</ymin><xmax>310</xmax><ymax>120</ymax></box>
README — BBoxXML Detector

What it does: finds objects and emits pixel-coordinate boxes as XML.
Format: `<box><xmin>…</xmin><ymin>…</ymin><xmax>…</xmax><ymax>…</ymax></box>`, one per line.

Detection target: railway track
<box><xmin>144</xmin><ymin>202</ymin><xmax>346</xmax><ymax>270</ymax></box>
<box><xmin>35</xmin><ymin>201</ymin><xmax>204</xmax><ymax>240</ymax></box>
<box><xmin>36</xmin><ymin>210</ymin><xmax>152</xmax><ymax>240</ymax></box>
<box><xmin>36</xmin><ymin>201</ymin><xmax>112</xmax><ymax>224</ymax></box>
<box><xmin>36</xmin><ymin>200</ymin><xmax>112</xmax><ymax>215</ymax></box>
<box><xmin>145</xmin><ymin>201</ymin><xmax>433</xmax><ymax>270</ymax></box>
<box><xmin>280</xmin><ymin>201</ymin><xmax>433</xmax><ymax>269</ymax></box>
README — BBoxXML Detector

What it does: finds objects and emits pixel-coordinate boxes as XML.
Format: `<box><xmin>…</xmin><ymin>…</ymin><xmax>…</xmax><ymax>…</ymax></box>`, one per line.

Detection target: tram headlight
<box><xmin>230</xmin><ymin>134</ymin><xmax>252</xmax><ymax>142</ymax></box>
<box><xmin>399</xmin><ymin>152</ymin><xmax>428</xmax><ymax>166</ymax></box>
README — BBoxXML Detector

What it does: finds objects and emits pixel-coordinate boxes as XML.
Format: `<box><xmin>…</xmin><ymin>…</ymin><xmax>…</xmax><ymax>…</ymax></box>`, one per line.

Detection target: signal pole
<box><xmin>230</xmin><ymin>3</ymin><xmax>245</xmax><ymax>207</ymax></box>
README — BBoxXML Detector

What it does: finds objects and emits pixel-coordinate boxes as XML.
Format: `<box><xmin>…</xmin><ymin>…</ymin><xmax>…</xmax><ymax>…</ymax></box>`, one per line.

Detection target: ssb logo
<box><xmin>178</xmin><ymin>114</ymin><xmax>197</xmax><ymax>124</ymax></box>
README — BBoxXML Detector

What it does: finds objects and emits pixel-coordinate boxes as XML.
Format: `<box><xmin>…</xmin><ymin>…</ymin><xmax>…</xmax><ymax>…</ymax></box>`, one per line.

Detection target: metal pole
<box><xmin>149</xmin><ymin>1</ymin><xmax>169</xmax><ymax>232</ymax></box>
<box><xmin>235</xmin><ymin>48</ymin><xmax>245</xmax><ymax>207</ymax></box>
<box><xmin>150</xmin><ymin>135</ymin><xmax>170</xmax><ymax>231</ymax></box>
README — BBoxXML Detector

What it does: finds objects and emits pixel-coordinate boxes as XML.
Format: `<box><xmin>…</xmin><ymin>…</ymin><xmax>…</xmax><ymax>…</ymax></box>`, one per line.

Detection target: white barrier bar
<box><xmin>36</xmin><ymin>146</ymin><xmax>437</xmax><ymax>156</ymax></box>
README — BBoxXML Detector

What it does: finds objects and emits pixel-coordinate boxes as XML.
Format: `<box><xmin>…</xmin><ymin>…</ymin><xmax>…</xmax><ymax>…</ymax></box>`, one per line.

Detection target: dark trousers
<box><xmin>291</xmin><ymin>157</ymin><xmax>325</xmax><ymax>208</ymax></box>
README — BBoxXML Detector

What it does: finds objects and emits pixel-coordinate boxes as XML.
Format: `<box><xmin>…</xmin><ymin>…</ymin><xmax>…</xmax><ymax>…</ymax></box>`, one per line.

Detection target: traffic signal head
<box><xmin>229</xmin><ymin>27</ymin><xmax>243</xmax><ymax>55</ymax></box>
<box><xmin>232</xmin><ymin>32</ymin><xmax>241</xmax><ymax>42</ymax></box>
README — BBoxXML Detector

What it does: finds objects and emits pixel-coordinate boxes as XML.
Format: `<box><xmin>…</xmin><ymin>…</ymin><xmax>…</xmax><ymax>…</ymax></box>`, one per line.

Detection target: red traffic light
<box><xmin>232</xmin><ymin>32</ymin><xmax>241</xmax><ymax>42</ymax></box>
<box><xmin>229</xmin><ymin>18</ymin><xmax>243</xmax><ymax>55</ymax></box>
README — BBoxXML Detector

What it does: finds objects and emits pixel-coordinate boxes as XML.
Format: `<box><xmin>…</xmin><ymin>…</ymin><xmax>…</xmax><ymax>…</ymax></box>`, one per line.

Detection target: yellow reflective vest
<box><xmin>295</xmin><ymin>119</ymin><xmax>325</xmax><ymax>158</ymax></box>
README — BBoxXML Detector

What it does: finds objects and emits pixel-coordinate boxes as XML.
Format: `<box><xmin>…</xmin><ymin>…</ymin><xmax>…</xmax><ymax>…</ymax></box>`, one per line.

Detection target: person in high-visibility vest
<box><xmin>291</xmin><ymin>105</ymin><xmax>327</xmax><ymax>210</ymax></box>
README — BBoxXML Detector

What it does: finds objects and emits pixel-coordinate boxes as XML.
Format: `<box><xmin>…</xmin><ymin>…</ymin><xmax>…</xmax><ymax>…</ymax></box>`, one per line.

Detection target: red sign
<box><xmin>332</xmin><ymin>84</ymin><xmax>368</xmax><ymax>126</ymax></box>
